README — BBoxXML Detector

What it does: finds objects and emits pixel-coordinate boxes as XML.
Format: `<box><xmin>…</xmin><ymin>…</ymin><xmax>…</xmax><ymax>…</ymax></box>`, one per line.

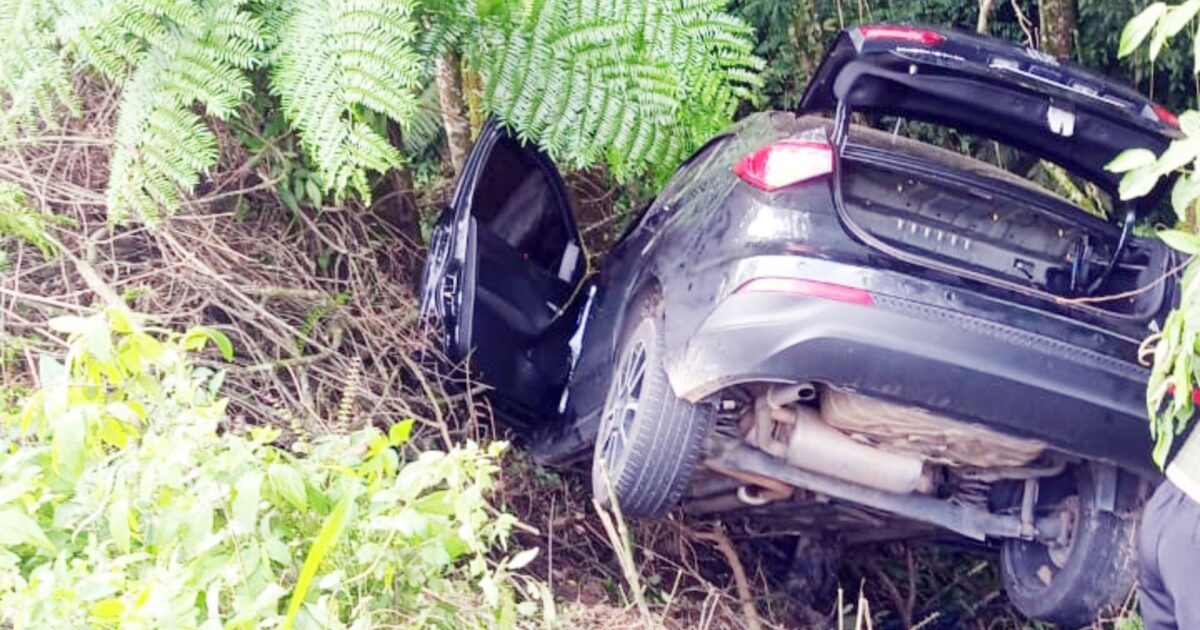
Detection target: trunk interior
<box><xmin>835</xmin><ymin>129</ymin><xmax>1170</xmax><ymax>320</ymax></box>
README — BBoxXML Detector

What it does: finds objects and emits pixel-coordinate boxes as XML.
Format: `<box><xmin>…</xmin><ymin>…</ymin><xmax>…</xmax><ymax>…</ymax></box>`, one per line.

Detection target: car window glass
<box><xmin>469</xmin><ymin>136</ymin><xmax>576</xmax><ymax>277</ymax></box>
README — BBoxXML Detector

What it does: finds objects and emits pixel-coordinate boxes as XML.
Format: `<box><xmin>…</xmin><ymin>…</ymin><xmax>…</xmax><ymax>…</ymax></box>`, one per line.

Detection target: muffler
<box><xmin>746</xmin><ymin>385</ymin><xmax>930</xmax><ymax>494</ymax></box>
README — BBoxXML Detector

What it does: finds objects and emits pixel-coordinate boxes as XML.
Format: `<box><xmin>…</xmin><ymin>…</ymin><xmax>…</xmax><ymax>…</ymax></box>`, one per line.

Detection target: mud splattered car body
<box><xmin>421</xmin><ymin>25</ymin><xmax>1177</xmax><ymax>626</ymax></box>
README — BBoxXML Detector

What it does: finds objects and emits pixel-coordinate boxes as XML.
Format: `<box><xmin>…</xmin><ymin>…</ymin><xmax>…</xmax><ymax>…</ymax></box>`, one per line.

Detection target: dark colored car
<box><xmin>421</xmin><ymin>24</ymin><xmax>1179</xmax><ymax>626</ymax></box>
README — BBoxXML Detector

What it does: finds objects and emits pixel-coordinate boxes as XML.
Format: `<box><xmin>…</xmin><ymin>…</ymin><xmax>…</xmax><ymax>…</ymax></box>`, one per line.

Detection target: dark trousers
<box><xmin>1139</xmin><ymin>479</ymin><xmax>1200</xmax><ymax>630</ymax></box>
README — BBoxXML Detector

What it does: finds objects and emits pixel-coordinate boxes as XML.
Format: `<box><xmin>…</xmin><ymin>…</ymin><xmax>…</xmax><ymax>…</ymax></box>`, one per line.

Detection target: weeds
<box><xmin>0</xmin><ymin>308</ymin><xmax>543</xmax><ymax>628</ymax></box>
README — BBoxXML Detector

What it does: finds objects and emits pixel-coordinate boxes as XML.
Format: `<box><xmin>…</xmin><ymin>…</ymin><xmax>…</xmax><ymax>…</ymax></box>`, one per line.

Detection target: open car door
<box><xmin>420</xmin><ymin>122</ymin><xmax>587</xmax><ymax>422</ymax></box>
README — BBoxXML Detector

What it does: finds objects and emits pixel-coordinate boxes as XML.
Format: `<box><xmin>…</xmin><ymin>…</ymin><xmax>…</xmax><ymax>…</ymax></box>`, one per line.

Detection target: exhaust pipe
<box><xmin>778</xmin><ymin>406</ymin><xmax>929</xmax><ymax>494</ymax></box>
<box><xmin>744</xmin><ymin>388</ymin><xmax>930</xmax><ymax>494</ymax></box>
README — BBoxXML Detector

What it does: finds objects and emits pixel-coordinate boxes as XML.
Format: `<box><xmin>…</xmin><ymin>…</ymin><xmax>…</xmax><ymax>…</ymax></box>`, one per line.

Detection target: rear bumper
<box><xmin>669</xmin><ymin>290</ymin><xmax>1157</xmax><ymax>477</ymax></box>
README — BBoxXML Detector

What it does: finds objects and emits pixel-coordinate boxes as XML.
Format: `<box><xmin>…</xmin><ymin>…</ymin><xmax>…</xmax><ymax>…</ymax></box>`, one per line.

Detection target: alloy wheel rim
<box><xmin>419</xmin><ymin>225</ymin><xmax>451</xmax><ymax>320</ymax></box>
<box><xmin>598</xmin><ymin>338</ymin><xmax>648</xmax><ymax>474</ymax></box>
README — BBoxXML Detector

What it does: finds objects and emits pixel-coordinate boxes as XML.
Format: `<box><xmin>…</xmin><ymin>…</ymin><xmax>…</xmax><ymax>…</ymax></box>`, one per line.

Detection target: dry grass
<box><xmin>0</xmin><ymin>81</ymin><xmax>484</xmax><ymax>449</ymax></box>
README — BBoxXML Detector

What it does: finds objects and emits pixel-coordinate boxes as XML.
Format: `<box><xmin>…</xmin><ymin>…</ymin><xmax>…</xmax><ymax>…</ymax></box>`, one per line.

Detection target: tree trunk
<box><xmin>1039</xmin><ymin>0</ymin><xmax>1075</xmax><ymax>58</ymax></box>
<box><xmin>977</xmin><ymin>0</ymin><xmax>995</xmax><ymax>34</ymax></box>
<box><xmin>462</xmin><ymin>65</ymin><xmax>485</xmax><ymax>139</ymax></box>
<box><xmin>435</xmin><ymin>51</ymin><xmax>471</xmax><ymax>180</ymax></box>
<box><xmin>378</xmin><ymin>122</ymin><xmax>422</xmax><ymax>252</ymax></box>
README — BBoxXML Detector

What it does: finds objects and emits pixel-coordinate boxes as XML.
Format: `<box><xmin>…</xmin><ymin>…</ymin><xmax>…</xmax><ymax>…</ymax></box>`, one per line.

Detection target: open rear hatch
<box><xmin>800</xmin><ymin>25</ymin><xmax>1178</xmax><ymax>319</ymax></box>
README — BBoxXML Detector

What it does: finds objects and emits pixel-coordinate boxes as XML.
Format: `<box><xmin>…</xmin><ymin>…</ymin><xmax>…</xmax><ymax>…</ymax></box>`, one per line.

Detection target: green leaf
<box><xmin>508</xmin><ymin>547</ymin><xmax>539</xmax><ymax>570</ymax></box>
<box><xmin>1120</xmin><ymin>3</ymin><xmax>1167</xmax><ymax>58</ymax></box>
<box><xmin>1105</xmin><ymin>148</ymin><xmax>1157</xmax><ymax>173</ymax></box>
<box><xmin>1164</xmin><ymin>0</ymin><xmax>1200</xmax><ymax>38</ymax></box>
<box><xmin>279</xmin><ymin>185</ymin><xmax>300</xmax><ymax>213</ymax></box>
<box><xmin>1172</xmin><ymin>175</ymin><xmax>1200</xmax><ymax>221</ymax></box>
<box><xmin>1119</xmin><ymin>165</ymin><xmax>1162</xmax><ymax>200</ymax></box>
<box><xmin>1159</xmin><ymin>229</ymin><xmax>1200</xmax><ymax>255</ymax></box>
<box><xmin>305</xmin><ymin>178</ymin><xmax>322</xmax><ymax>208</ymax></box>
<box><xmin>1194</xmin><ymin>33</ymin><xmax>1200</xmax><ymax>75</ymax></box>
<box><xmin>47</xmin><ymin>315</ymin><xmax>91</xmax><ymax>335</ymax></box>
<box><xmin>283</xmin><ymin>491</ymin><xmax>355</xmax><ymax>630</ymax></box>
<box><xmin>0</xmin><ymin>508</ymin><xmax>52</xmax><ymax>549</ymax></box>
<box><xmin>1182</xmin><ymin>111</ymin><xmax>1200</xmax><ymax>137</ymax></box>
<box><xmin>1156</xmin><ymin>138</ymin><xmax>1200</xmax><ymax>175</ymax></box>
<box><xmin>232</xmin><ymin>471</ymin><xmax>263</xmax><ymax>533</ymax></box>
<box><xmin>182</xmin><ymin>326</ymin><xmax>234</xmax><ymax>361</ymax></box>
<box><xmin>388</xmin><ymin>419</ymin><xmax>414</xmax><ymax>446</ymax></box>
<box><xmin>89</xmin><ymin>599</ymin><xmax>125</xmax><ymax>622</ymax></box>
<box><xmin>268</xmin><ymin>463</ymin><xmax>307</xmax><ymax>511</ymax></box>
<box><xmin>108</xmin><ymin>495</ymin><xmax>132</xmax><ymax>553</ymax></box>
<box><xmin>51</xmin><ymin>409</ymin><xmax>85</xmax><ymax>482</ymax></box>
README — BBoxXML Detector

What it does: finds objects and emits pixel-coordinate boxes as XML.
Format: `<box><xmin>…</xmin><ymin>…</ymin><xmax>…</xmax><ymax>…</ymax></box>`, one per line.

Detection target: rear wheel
<box><xmin>999</xmin><ymin>467</ymin><xmax>1139</xmax><ymax>627</ymax></box>
<box><xmin>591</xmin><ymin>293</ymin><xmax>714</xmax><ymax>518</ymax></box>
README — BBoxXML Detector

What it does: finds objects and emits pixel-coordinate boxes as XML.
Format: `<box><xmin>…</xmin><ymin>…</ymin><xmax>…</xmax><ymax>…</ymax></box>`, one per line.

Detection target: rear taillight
<box><xmin>1153</xmin><ymin>104</ymin><xmax>1180</xmax><ymax>128</ymax></box>
<box><xmin>733</xmin><ymin>140</ymin><xmax>834</xmax><ymax>192</ymax></box>
<box><xmin>736</xmin><ymin>277</ymin><xmax>875</xmax><ymax>306</ymax></box>
<box><xmin>858</xmin><ymin>25</ymin><xmax>945</xmax><ymax>46</ymax></box>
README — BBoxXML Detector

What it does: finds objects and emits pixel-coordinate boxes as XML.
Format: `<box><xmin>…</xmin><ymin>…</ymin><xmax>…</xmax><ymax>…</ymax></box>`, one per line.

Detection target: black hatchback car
<box><xmin>421</xmin><ymin>24</ymin><xmax>1179</xmax><ymax>626</ymax></box>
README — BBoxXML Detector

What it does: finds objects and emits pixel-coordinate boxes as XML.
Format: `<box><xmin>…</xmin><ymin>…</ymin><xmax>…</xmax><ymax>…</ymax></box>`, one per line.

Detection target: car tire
<box><xmin>591</xmin><ymin>292</ymin><xmax>714</xmax><ymax>519</ymax></box>
<box><xmin>999</xmin><ymin>467</ymin><xmax>1138</xmax><ymax>628</ymax></box>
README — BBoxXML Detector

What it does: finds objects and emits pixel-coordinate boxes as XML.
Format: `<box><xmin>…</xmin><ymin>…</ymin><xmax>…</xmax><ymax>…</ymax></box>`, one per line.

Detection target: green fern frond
<box><xmin>0</xmin><ymin>182</ymin><xmax>72</xmax><ymax>261</ymax></box>
<box><xmin>91</xmin><ymin>0</ymin><xmax>262</xmax><ymax>221</ymax></box>
<box><xmin>0</xmin><ymin>0</ymin><xmax>81</xmax><ymax>134</ymax></box>
<box><xmin>478</xmin><ymin>0</ymin><xmax>762</xmax><ymax>181</ymax></box>
<box><xmin>271</xmin><ymin>0</ymin><xmax>421</xmax><ymax>202</ymax></box>
<box><xmin>399</xmin><ymin>82</ymin><xmax>445</xmax><ymax>157</ymax></box>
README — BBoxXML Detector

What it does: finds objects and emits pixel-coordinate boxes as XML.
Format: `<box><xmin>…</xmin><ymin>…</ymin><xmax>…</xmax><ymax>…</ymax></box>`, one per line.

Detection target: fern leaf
<box><xmin>478</xmin><ymin>0</ymin><xmax>762</xmax><ymax>181</ymax></box>
<box><xmin>271</xmin><ymin>0</ymin><xmax>421</xmax><ymax>201</ymax></box>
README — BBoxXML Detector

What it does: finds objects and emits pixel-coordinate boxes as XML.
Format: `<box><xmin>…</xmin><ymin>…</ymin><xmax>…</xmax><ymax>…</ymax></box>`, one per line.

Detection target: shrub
<box><xmin>0</xmin><ymin>309</ymin><xmax>542</xmax><ymax>628</ymax></box>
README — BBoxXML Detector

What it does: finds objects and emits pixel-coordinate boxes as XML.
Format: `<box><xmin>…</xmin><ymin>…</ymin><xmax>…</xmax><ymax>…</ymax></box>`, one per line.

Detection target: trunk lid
<box><xmin>800</xmin><ymin>24</ymin><xmax>1176</xmax><ymax>197</ymax></box>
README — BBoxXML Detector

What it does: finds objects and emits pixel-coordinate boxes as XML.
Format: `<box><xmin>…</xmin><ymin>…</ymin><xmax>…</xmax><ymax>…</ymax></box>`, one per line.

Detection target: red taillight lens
<box><xmin>858</xmin><ymin>25</ymin><xmax>945</xmax><ymax>46</ymax></box>
<box><xmin>736</xmin><ymin>277</ymin><xmax>874</xmax><ymax>306</ymax></box>
<box><xmin>1153</xmin><ymin>104</ymin><xmax>1180</xmax><ymax>128</ymax></box>
<box><xmin>733</xmin><ymin>140</ymin><xmax>834</xmax><ymax>192</ymax></box>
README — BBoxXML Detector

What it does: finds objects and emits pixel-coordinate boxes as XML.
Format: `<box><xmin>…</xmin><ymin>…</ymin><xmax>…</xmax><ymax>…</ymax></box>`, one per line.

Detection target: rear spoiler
<box><xmin>800</xmin><ymin>25</ymin><xmax>1177</xmax><ymax>199</ymax></box>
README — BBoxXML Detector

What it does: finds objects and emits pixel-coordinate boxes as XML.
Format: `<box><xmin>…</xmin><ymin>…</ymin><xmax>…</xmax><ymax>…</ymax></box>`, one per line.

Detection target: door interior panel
<box><xmin>454</xmin><ymin>129</ymin><xmax>585</xmax><ymax>419</ymax></box>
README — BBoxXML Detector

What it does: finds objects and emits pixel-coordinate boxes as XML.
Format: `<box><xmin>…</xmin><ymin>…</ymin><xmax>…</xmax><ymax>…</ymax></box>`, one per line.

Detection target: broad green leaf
<box><xmin>388</xmin><ymin>419</ymin><xmax>414</xmax><ymax>446</ymax></box>
<box><xmin>182</xmin><ymin>326</ymin><xmax>234</xmax><ymax>361</ymax></box>
<box><xmin>268</xmin><ymin>463</ymin><xmax>307</xmax><ymax>511</ymax></box>
<box><xmin>1182</xmin><ymin>110</ymin><xmax>1200</xmax><ymax>137</ymax></box>
<box><xmin>232</xmin><ymin>471</ymin><xmax>264</xmax><ymax>533</ymax></box>
<box><xmin>1105</xmin><ymin>148</ymin><xmax>1157</xmax><ymax>173</ymax></box>
<box><xmin>1159</xmin><ymin>229</ymin><xmax>1200</xmax><ymax>255</ymax></box>
<box><xmin>37</xmin><ymin>355</ymin><xmax>66</xmax><ymax>388</ymax></box>
<box><xmin>1173</xmin><ymin>175</ymin><xmax>1200</xmax><ymax>220</ymax></box>
<box><xmin>1164</xmin><ymin>0</ymin><xmax>1200</xmax><ymax>37</ymax></box>
<box><xmin>47</xmin><ymin>315</ymin><xmax>91</xmax><ymax>335</ymax></box>
<box><xmin>279</xmin><ymin>185</ymin><xmax>300</xmax><ymax>213</ymax></box>
<box><xmin>106</xmin><ymin>307</ymin><xmax>134</xmax><ymax>334</ymax></box>
<box><xmin>89</xmin><ymin>599</ymin><xmax>125</xmax><ymax>621</ymax></box>
<box><xmin>508</xmin><ymin>547</ymin><xmax>539</xmax><ymax>570</ymax></box>
<box><xmin>128</xmin><ymin>332</ymin><xmax>163</xmax><ymax>361</ymax></box>
<box><xmin>1155</xmin><ymin>138</ymin><xmax>1200</xmax><ymax>175</ymax></box>
<box><xmin>283</xmin><ymin>492</ymin><xmax>355</xmax><ymax>630</ymax></box>
<box><xmin>1195</xmin><ymin>34</ymin><xmax>1200</xmax><ymax>74</ymax></box>
<box><xmin>1119</xmin><ymin>164</ymin><xmax>1162</xmax><ymax>200</ymax></box>
<box><xmin>1120</xmin><ymin>3</ymin><xmax>1167</xmax><ymax>58</ymax></box>
<box><xmin>108</xmin><ymin>495</ymin><xmax>132</xmax><ymax>553</ymax></box>
<box><xmin>305</xmin><ymin>178</ymin><xmax>322</xmax><ymax>208</ymax></box>
<box><xmin>51</xmin><ymin>409</ymin><xmax>85</xmax><ymax>482</ymax></box>
<box><xmin>0</xmin><ymin>508</ymin><xmax>52</xmax><ymax>549</ymax></box>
